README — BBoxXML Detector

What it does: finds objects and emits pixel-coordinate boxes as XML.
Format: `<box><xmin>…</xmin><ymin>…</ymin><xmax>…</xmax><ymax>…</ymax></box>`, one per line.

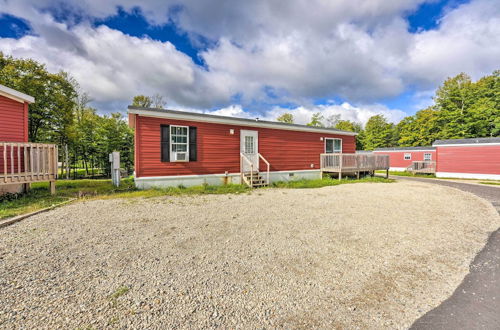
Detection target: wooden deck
<box><xmin>320</xmin><ymin>153</ymin><xmax>390</xmax><ymax>179</ymax></box>
<box><xmin>406</xmin><ymin>161</ymin><xmax>436</xmax><ymax>174</ymax></box>
<box><xmin>1</xmin><ymin>142</ymin><xmax>58</xmax><ymax>194</ymax></box>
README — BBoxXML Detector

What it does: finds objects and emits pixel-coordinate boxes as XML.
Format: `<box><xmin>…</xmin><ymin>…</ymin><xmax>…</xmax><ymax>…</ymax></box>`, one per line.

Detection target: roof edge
<box><xmin>128</xmin><ymin>106</ymin><xmax>358</xmax><ymax>136</ymax></box>
<box><xmin>0</xmin><ymin>84</ymin><xmax>35</xmax><ymax>103</ymax></box>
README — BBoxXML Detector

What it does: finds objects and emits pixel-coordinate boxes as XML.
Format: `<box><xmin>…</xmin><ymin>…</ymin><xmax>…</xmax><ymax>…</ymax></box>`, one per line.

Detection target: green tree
<box><xmin>0</xmin><ymin>52</ymin><xmax>77</xmax><ymax>142</ymax></box>
<box><xmin>307</xmin><ymin>112</ymin><xmax>324</xmax><ymax>127</ymax></box>
<box><xmin>396</xmin><ymin>107</ymin><xmax>441</xmax><ymax>146</ymax></box>
<box><xmin>132</xmin><ymin>95</ymin><xmax>152</xmax><ymax>108</ymax></box>
<box><xmin>334</xmin><ymin>120</ymin><xmax>365</xmax><ymax>150</ymax></box>
<box><xmin>276</xmin><ymin>113</ymin><xmax>294</xmax><ymax>124</ymax></box>
<box><xmin>363</xmin><ymin>115</ymin><xmax>395</xmax><ymax>150</ymax></box>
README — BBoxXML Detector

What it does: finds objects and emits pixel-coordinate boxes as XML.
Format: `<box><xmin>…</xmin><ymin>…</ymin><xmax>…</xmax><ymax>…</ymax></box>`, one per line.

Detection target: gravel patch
<box><xmin>1</xmin><ymin>181</ymin><xmax>499</xmax><ymax>329</ymax></box>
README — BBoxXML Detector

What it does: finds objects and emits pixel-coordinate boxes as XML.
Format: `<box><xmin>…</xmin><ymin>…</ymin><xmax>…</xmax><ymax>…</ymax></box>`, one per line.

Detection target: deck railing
<box><xmin>406</xmin><ymin>161</ymin><xmax>436</xmax><ymax>174</ymax></box>
<box><xmin>240</xmin><ymin>153</ymin><xmax>270</xmax><ymax>188</ymax></box>
<box><xmin>1</xmin><ymin>142</ymin><xmax>58</xmax><ymax>187</ymax></box>
<box><xmin>321</xmin><ymin>153</ymin><xmax>390</xmax><ymax>172</ymax></box>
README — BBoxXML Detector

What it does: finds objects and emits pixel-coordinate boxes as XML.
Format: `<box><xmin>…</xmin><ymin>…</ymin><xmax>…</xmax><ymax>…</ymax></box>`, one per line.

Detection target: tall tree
<box><xmin>363</xmin><ymin>115</ymin><xmax>395</xmax><ymax>150</ymax></box>
<box><xmin>334</xmin><ymin>120</ymin><xmax>365</xmax><ymax>150</ymax></box>
<box><xmin>132</xmin><ymin>95</ymin><xmax>152</xmax><ymax>107</ymax></box>
<box><xmin>0</xmin><ymin>52</ymin><xmax>77</xmax><ymax>142</ymax></box>
<box><xmin>326</xmin><ymin>114</ymin><xmax>340</xmax><ymax>128</ymax></box>
<box><xmin>151</xmin><ymin>93</ymin><xmax>166</xmax><ymax>108</ymax></box>
<box><xmin>307</xmin><ymin>112</ymin><xmax>324</xmax><ymax>127</ymax></box>
<box><xmin>276</xmin><ymin>113</ymin><xmax>294</xmax><ymax>123</ymax></box>
<box><xmin>396</xmin><ymin>107</ymin><xmax>441</xmax><ymax>146</ymax></box>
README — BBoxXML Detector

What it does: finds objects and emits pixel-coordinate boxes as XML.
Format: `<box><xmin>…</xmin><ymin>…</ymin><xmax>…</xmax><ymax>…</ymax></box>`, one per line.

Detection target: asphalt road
<box><xmin>395</xmin><ymin>177</ymin><xmax>500</xmax><ymax>330</ymax></box>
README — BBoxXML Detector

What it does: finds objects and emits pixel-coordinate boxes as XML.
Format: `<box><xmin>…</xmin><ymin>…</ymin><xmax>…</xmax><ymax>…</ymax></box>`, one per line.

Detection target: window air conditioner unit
<box><xmin>174</xmin><ymin>152</ymin><xmax>187</xmax><ymax>161</ymax></box>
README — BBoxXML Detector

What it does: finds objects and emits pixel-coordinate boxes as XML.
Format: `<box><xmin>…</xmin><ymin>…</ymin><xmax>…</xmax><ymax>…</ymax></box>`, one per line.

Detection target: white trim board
<box><xmin>434</xmin><ymin>143</ymin><xmax>500</xmax><ymax>147</ymax></box>
<box><xmin>373</xmin><ymin>150</ymin><xmax>435</xmax><ymax>153</ymax></box>
<box><xmin>0</xmin><ymin>84</ymin><xmax>35</xmax><ymax>103</ymax></box>
<box><xmin>436</xmin><ymin>172</ymin><xmax>500</xmax><ymax>180</ymax></box>
<box><xmin>389</xmin><ymin>167</ymin><xmax>407</xmax><ymax>172</ymax></box>
<box><xmin>129</xmin><ymin>108</ymin><xmax>357</xmax><ymax>136</ymax></box>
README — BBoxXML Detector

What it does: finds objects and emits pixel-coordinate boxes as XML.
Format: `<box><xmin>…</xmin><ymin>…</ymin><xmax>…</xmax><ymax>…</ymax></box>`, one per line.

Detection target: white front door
<box><xmin>240</xmin><ymin>130</ymin><xmax>259</xmax><ymax>172</ymax></box>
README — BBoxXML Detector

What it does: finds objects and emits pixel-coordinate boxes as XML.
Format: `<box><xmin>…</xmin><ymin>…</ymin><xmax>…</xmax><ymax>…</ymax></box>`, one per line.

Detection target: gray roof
<box><xmin>433</xmin><ymin>137</ymin><xmax>500</xmax><ymax>146</ymax></box>
<box><xmin>374</xmin><ymin>146</ymin><xmax>435</xmax><ymax>151</ymax></box>
<box><xmin>128</xmin><ymin>106</ymin><xmax>357</xmax><ymax>136</ymax></box>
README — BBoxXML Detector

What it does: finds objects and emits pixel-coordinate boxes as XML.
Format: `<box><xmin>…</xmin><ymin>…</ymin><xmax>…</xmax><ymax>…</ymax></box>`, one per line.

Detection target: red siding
<box><xmin>0</xmin><ymin>95</ymin><xmax>28</xmax><ymax>142</ymax></box>
<box><xmin>373</xmin><ymin>150</ymin><xmax>436</xmax><ymax>168</ymax></box>
<box><xmin>436</xmin><ymin>145</ymin><xmax>500</xmax><ymax>174</ymax></box>
<box><xmin>0</xmin><ymin>95</ymin><xmax>28</xmax><ymax>173</ymax></box>
<box><xmin>135</xmin><ymin>115</ymin><xmax>356</xmax><ymax>177</ymax></box>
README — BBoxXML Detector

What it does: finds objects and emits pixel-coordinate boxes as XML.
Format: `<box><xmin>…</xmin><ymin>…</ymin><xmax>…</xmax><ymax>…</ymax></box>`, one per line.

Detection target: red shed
<box><xmin>1</xmin><ymin>84</ymin><xmax>58</xmax><ymax>195</ymax></box>
<box><xmin>128</xmin><ymin>106</ymin><xmax>357</xmax><ymax>188</ymax></box>
<box><xmin>434</xmin><ymin>137</ymin><xmax>500</xmax><ymax>180</ymax></box>
<box><xmin>373</xmin><ymin>147</ymin><xmax>436</xmax><ymax>171</ymax></box>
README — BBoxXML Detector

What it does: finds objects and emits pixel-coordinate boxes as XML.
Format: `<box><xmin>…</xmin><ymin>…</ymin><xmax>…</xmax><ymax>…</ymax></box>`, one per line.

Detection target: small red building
<box><xmin>373</xmin><ymin>147</ymin><xmax>436</xmax><ymax>171</ymax></box>
<box><xmin>128</xmin><ymin>106</ymin><xmax>357</xmax><ymax>188</ymax></box>
<box><xmin>434</xmin><ymin>137</ymin><xmax>500</xmax><ymax>180</ymax></box>
<box><xmin>1</xmin><ymin>84</ymin><xmax>58</xmax><ymax>195</ymax></box>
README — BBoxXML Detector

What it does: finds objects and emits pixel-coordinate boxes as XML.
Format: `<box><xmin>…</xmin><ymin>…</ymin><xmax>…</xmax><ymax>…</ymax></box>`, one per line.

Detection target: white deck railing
<box><xmin>406</xmin><ymin>161</ymin><xmax>436</xmax><ymax>174</ymax></box>
<box><xmin>320</xmin><ymin>153</ymin><xmax>390</xmax><ymax>172</ymax></box>
<box><xmin>1</xmin><ymin>142</ymin><xmax>58</xmax><ymax>185</ymax></box>
<box><xmin>240</xmin><ymin>153</ymin><xmax>270</xmax><ymax>188</ymax></box>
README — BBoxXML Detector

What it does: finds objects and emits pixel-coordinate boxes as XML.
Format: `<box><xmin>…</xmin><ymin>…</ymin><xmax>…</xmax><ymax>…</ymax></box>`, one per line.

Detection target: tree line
<box><xmin>278</xmin><ymin>71</ymin><xmax>499</xmax><ymax>150</ymax></box>
<box><xmin>1</xmin><ymin>52</ymin><xmax>498</xmax><ymax>179</ymax></box>
<box><xmin>0</xmin><ymin>53</ymin><xmax>134</xmax><ymax>178</ymax></box>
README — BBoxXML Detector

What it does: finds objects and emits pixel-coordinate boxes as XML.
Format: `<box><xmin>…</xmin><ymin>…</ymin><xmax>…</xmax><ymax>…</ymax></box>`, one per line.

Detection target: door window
<box><xmin>244</xmin><ymin>136</ymin><xmax>254</xmax><ymax>153</ymax></box>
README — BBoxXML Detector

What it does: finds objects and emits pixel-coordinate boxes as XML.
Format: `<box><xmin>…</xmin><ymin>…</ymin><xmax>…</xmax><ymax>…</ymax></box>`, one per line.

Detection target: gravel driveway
<box><xmin>1</xmin><ymin>181</ymin><xmax>499</xmax><ymax>329</ymax></box>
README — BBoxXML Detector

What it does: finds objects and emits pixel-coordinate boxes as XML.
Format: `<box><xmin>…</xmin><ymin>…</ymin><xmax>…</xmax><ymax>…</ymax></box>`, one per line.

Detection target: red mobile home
<box><xmin>434</xmin><ymin>137</ymin><xmax>500</xmax><ymax>180</ymax></box>
<box><xmin>0</xmin><ymin>84</ymin><xmax>58</xmax><ymax>195</ymax></box>
<box><xmin>128</xmin><ymin>107</ymin><xmax>357</xmax><ymax>188</ymax></box>
<box><xmin>373</xmin><ymin>147</ymin><xmax>436</xmax><ymax>171</ymax></box>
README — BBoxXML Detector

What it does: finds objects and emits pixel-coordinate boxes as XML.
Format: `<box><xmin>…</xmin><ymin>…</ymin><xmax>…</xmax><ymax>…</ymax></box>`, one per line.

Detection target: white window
<box><xmin>325</xmin><ymin>138</ymin><xmax>342</xmax><ymax>153</ymax></box>
<box><xmin>404</xmin><ymin>153</ymin><xmax>411</xmax><ymax>160</ymax></box>
<box><xmin>244</xmin><ymin>135</ymin><xmax>255</xmax><ymax>154</ymax></box>
<box><xmin>170</xmin><ymin>125</ymin><xmax>189</xmax><ymax>161</ymax></box>
<box><xmin>424</xmin><ymin>153</ymin><xmax>432</xmax><ymax>161</ymax></box>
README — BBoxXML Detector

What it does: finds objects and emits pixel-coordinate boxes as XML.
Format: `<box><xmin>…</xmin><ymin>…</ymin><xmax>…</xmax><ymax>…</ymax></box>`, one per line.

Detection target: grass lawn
<box><xmin>480</xmin><ymin>181</ymin><xmax>500</xmax><ymax>186</ymax></box>
<box><xmin>0</xmin><ymin>176</ymin><xmax>393</xmax><ymax>220</ymax></box>
<box><xmin>375</xmin><ymin>170</ymin><xmax>436</xmax><ymax>178</ymax></box>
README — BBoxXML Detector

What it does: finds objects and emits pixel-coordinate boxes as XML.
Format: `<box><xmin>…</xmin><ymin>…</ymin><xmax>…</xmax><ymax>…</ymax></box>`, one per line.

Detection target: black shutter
<box><xmin>161</xmin><ymin>125</ymin><xmax>170</xmax><ymax>162</ymax></box>
<box><xmin>189</xmin><ymin>126</ymin><xmax>197</xmax><ymax>161</ymax></box>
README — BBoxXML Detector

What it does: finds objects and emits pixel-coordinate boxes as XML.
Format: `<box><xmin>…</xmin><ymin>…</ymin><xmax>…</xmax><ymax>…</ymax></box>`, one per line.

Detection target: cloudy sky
<box><xmin>0</xmin><ymin>0</ymin><xmax>498</xmax><ymax>125</ymax></box>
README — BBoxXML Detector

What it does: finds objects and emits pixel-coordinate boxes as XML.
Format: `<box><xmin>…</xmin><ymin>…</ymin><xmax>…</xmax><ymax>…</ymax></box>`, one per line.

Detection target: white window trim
<box><xmin>170</xmin><ymin>125</ymin><xmax>189</xmax><ymax>162</ymax></box>
<box><xmin>424</xmin><ymin>153</ymin><xmax>432</xmax><ymax>161</ymax></box>
<box><xmin>325</xmin><ymin>138</ymin><xmax>342</xmax><ymax>153</ymax></box>
<box><xmin>404</xmin><ymin>153</ymin><xmax>411</xmax><ymax>160</ymax></box>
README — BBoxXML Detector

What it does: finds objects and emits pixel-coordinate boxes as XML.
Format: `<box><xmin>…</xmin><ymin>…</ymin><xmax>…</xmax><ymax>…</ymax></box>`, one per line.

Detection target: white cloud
<box><xmin>0</xmin><ymin>0</ymin><xmax>498</xmax><ymax>121</ymax></box>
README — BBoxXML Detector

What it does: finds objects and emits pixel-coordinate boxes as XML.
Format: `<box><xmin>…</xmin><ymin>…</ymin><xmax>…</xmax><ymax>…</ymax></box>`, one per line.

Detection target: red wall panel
<box><xmin>0</xmin><ymin>95</ymin><xmax>27</xmax><ymax>142</ymax></box>
<box><xmin>135</xmin><ymin>115</ymin><xmax>356</xmax><ymax>177</ymax></box>
<box><xmin>436</xmin><ymin>145</ymin><xmax>500</xmax><ymax>174</ymax></box>
<box><xmin>373</xmin><ymin>150</ymin><xmax>436</xmax><ymax>168</ymax></box>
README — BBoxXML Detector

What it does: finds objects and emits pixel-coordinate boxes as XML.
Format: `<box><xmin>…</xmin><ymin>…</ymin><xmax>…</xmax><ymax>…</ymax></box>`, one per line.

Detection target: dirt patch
<box><xmin>0</xmin><ymin>181</ymin><xmax>498</xmax><ymax>329</ymax></box>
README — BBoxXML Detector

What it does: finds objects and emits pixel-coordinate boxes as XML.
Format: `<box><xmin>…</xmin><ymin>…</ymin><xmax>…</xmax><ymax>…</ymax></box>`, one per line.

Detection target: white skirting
<box><xmin>436</xmin><ymin>172</ymin><xmax>500</xmax><ymax>180</ymax></box>
<box><xmin>389</xmin><ymin>167</ymin><xmax>407</xmax><ymax>172</ymax></box>
<box><xmin>135</xmin><ymin>170</ymin><xmax>322</xmax><ymax>189</ymax></box>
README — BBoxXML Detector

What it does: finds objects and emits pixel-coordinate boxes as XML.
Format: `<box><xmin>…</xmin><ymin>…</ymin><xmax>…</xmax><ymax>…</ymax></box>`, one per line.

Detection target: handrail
<box><xmin>320</xmin><ymin>153</ymin><xmax>390</xmax><ymax>171</ymax></box>
<box><xmin>1</xmin><ymin>142</ymin><xmax>58</xmax><ymax>185</ymax></box>
<box><xmin>258</xmin><ymin>153</ymin><xmax>270</xmax><ymax>186</ymax></box>
<box><xmin>240</xmin><ymin>153</ymin><xmax>254</xmax><ymax>187</ymax></box>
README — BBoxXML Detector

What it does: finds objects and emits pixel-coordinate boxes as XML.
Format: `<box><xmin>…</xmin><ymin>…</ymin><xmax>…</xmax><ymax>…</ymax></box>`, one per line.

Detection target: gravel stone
<box><xmin>0</xmin><ymin>181</ymin><xmax>499</xmax><ymax>329</ymax></box>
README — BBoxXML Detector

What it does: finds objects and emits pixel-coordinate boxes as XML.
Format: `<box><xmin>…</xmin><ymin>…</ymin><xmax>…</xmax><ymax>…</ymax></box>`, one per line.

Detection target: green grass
<box><xmin>1</xmin><ymin>176</ymin><xmax>392</xmax><ymax>220</ymax></box>
<box><xmin>480</xmin><ymin>181</ymin><xmax>500</xmax><ymax>186</ymax></box>
<box><xmin>375</xmin><ymin>170</ymin><xmax>436</xmax><ymax>178</ymax></box>
<box><xmin>272</xmin><ymin>176</ymin><xmax>393</xmax><ymax>189</ymax></box>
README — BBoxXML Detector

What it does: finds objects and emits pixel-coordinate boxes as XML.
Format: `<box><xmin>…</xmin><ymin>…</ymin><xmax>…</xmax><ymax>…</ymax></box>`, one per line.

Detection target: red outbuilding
<box><xmin>0</xmin><ymin>84</ymin><xmax>58</xmax><ymax>195</ymax></box>
<box><xmin>128</xmin><ymin>106</ymin><xmax>357</xmax><ymax>188</ymax></box>
<box><xmin>373</xmin><ymin>147</ymin><xmax>436</xmax><ymax>171</ymax></box>
<box><xmin>434</xmin><ymin>137</ymin><xmax>500</xmax><ymax>180</ymax></box>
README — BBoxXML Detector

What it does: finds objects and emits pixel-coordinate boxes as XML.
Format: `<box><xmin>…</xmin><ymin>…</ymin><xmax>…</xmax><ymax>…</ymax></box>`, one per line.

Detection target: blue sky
<box><xmin>0</xmin><ymin>0</ymin><xmax>497</xmax><ymax>125</ymax></box>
